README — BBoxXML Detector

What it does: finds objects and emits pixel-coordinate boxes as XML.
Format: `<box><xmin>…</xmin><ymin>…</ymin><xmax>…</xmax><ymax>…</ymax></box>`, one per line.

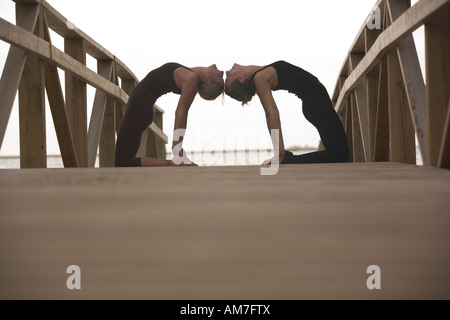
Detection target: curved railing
<box><xmin>2</xmin><ymin>0</ymin><xmax>448</xmax><ymax>169</ymax></box>
<box><xmin>331</xmin><ymin>0</ymin><xmax>449</xmax><ymax>168</ymax></box>
<box><xmin>0</xmin><ymin>0</ymin><xmax>167</xmax><ymax>168</ymax></box>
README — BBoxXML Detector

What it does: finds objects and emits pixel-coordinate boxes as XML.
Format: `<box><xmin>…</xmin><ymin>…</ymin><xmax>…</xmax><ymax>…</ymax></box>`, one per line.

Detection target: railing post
<box><xmin>365</xmin><ymin>26</ymin><xmax>382</xmax><ymax>162</ymax></box>
<box><xmin>387</xmin><ymin>0</ymin><xmax>428</xmax><ymax>165</ymax></box>
<box><xmin>87</xmin><ymin>59</ymin><xmax>113</xmax><ymax>167</ymax></box>
<box><xmin>99</xmin><ymin>64</ymin><xmax>117</xmax><ymax>167</ymax></box>
<box><xmin>1</xmin><ymin>1</ymin><xmax>167</xmax><ymax>167</ymax></box>
<box><xmin>438</xmin><ymin>98</ymin><xmax>450</xmax><ymax>168</ymax></box>
<box><xmin>373</xmin><ymin>57</ymin><xmax>390</xmax><ymax>162</ymax></box>
<box><xmin>43</xmin><ymin>15</ymin><xmax>78</xmax><ymax>168</ymax></box>
<box><xmin>373</xmin><ymin>2</ymin><xmax>391</xmax><ymax>163</ymax></box>
<box><xmin>65</xmin><ymin>37</ymin><xmax>87</xmax><ymax>167</ymax></box>
<box><xmin>145</xmin><ymin>131</ymin><xmax>158</xmax><ymax>158</ymax></box>
<box><xmin>18</xmin><ymin>3</ymin><xmax>46</xmax><ymax>168</ymax></box>
<box><xmin>350</xmin><ymin>92</ymin><xmax>365</xmax><ymax>162</ymax></box>
<box><xmin>425</xmin><ymin>3</ymin><xmax>450</xmax><ymax>167</ymax></box>
<box><xmin>98</xmin><ymin>94</ymin><xmax>116</xmax><ymax>167</ymax></box>
<box><xmin>0</xmin><ymin>3</ymin><xmax>39</xmax><ymax>151</ymax></box>
<box><xmin>387</xmin><ymin>47</ymin><xmax>416</xmax><ymax>164</ymax></box>
<box><xmin>349</xmin><ymin>54</ymin><xmax>371</xmax><ymax>162</ymax></box>
<box><xmin>343</xmin><ymin>100</ymin><xmax>354</xmax><ymax>162</ymax></box>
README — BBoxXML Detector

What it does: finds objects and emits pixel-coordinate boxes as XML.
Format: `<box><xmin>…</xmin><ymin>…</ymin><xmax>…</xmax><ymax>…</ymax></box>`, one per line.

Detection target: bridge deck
<box><xmin>0</xmin><ymin>162</ymin><xmax>449</xmax><ymax>299</ymax></box>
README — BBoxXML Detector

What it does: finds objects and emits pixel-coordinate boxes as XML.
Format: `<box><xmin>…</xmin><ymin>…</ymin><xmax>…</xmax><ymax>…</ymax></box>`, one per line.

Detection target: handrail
<box><xmin>0</xmin><ymin>0</ymin><xmax>167</xmax><ymax>168</ymax></box>
<box><xmin>331</xmin><ymin>0</ymin><xmax>450</xmax><ymax>168</ymax></box>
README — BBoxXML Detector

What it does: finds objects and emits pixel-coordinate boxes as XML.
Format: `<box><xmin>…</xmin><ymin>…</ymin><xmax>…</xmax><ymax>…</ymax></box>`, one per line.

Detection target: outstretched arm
<box><xmin>171</xmin><ymin>68</ymin><xmax>199</xmax><ymax>165</ymax></box>
<box><xmin>254</xmin><ymin>75</ymin><xmax>285</xmax><ymax>163</ymax></box>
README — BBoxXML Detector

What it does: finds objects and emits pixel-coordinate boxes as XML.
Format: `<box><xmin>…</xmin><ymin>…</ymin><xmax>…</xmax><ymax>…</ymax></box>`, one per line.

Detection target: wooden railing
<box><xmin>332</xmin><ymin>0</ymin><xmax>449</xmax><ymax>169</ymax></box>
<box><xmin>0</xmin><ymin>0</ymin><xmax>167</xmax><ymax>168</ymax></box>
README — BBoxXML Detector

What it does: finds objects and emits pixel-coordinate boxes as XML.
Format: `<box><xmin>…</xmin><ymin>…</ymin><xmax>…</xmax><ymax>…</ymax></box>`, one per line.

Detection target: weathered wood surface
<box><xmin>0</xmin><ymin>163</ymin><xmax>449</xmax><ymax>299</ymax></box>
<box><xmin>333</xmin><ymin>0</ymin><xmax>450</xmax><ymax>112</ymax></box>
<box><xmin>331</xmin><ymin>0</ymin><xmax>450</xmax><ymax>169</ymax></box>
<box><xmin>0</xmin><ymin>0</ymin><xmax>168</xmax><ymax>167</ymax></box>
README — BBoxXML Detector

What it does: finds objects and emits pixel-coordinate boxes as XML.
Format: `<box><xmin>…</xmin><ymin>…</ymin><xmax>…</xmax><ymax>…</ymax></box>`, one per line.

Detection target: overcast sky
<box><xmin>0</xmin><ymin>0</ymin><xmax>424</xmax><ymax>157</ymax></box>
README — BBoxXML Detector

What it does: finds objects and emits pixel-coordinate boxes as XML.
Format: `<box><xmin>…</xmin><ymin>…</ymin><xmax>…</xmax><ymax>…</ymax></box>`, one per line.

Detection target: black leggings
<box><xmin>114</xmin><ymin>104</ymin><xmax>154</xmax><ymax>167</ymax></box>
<box><xmin>282</xmin><ymin>85</ymin><xmax>349</xmax><ymax>164</ymax></box>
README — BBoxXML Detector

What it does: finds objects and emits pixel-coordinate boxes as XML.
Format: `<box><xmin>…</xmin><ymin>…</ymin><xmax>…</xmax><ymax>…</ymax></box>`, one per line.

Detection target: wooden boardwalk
<box><xmin>0</xmin><ymin>162</ymin><xmax>449</xmax><ymax>299</ymax></box>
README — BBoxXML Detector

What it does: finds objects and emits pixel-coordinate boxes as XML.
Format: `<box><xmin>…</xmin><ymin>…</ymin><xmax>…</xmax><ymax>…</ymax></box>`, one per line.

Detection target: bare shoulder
<box><xmin>253</xmin><ymin>66</ymin><xmax>277</xmax><ymax>90</ymax></box>
<box><xmin>174</xmin><ymin>67</ymin><xmax>199</xmax><ymax>88</ymax></box>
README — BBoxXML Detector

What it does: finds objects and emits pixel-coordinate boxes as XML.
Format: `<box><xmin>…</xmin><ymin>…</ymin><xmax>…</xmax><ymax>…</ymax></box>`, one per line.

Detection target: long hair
<box><xmin>224</xmin><ymin>78</ymin><xmax>256</xmax><ymax>106</ymax></box>
<box><xmin>198</xmin><ymin>81</ymin><xmax>224</xmax><ymax>100</ymax></box>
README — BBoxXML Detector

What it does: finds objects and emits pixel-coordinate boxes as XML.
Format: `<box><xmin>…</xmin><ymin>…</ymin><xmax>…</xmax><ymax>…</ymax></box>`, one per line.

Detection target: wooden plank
<box><xmin>333</xmin><ymin>76</ymin><xmax>347</xmax><ymax>107</ymax></box>
<box><xmin>51</xmin><ymin>45</ymin><xmax>129</xmax><ymax>105</ymax></box>
<box><xmin>99</xmin><ymin>94</ymin><xmax>116</xmax><ymax>167</ymax></box>
<box><xmin>425</xmin><ymin>4</ymin><xmax>450</xmax><ymax>166</ymax></box>
<box><xmin>345</xmin><ymin>97</ymin><xmax>353</xmax><ymax>162</ymax></box>
<box><xmin>154</xmin><ymin>104</ymin><xmax>165</xmax><ymax>120</ymax></box>
<box><xmin>45</xmin><ymin>61</ymin><xmax>78</xmax><ymax>168</ymax></box>
<box><xmin>0</xmin><ymin>3</ymin><xmax>39</xmax><ymax>148</ymax></box>
<box><xmin>387</xmin><ymin>0</ymin><xmax>428</xmax><ymax>165</ymax></box>
<box><xmin>349</xmin><ymin>54</ymin><xmax>371</xmax><ymax>162</ymax></box>
<box><xmin>334</xmin><ymin>0</ymin><xmax>450</xmax><ymax>114</ymax></box>
<box><xmin>336</xmin><ymin>76</ymin><xmax>347</xmax><ymax>125</ymax></box>
<box><xmin>332</xmin><ymin>0</ymin><xmax>384</xmax><ymax>100</ymax></box>
<box><xmin>157</xmin><ymin>140</ymin><xmax>166</xmax><ymax>160</ymax></box>
<box><xmin>65</xmin><ymin>37</ymin><xmax>87</xmax><ymax>167</ymax></box>
<box><xmin>1</xmin><ymin>163</ymin><xmax>449</xmax><ymax>299</ymax></box>
<box><xmin>437</xmin><ymin>98</ymin><xmax>450</xmax><ymax>169</ymax></box>
<box><xmin>365</xmin><ymin>27</ymin><xmax>382</xmax><ymax>162</ymax></box>
<box><xmin>366</xmin><ymin>66</ymin><xmax>379</xmax><ymax>162</ymax></box>
<box><xmin>43</xmin><ymin>14</ymin><xmax>78</xmax><ymax>168</ymax></box>
<box><xmin>87</xmin><ymin>60</ymin><xmax>114</xmax><ymax>167</ymax></box>
<box><xmin>0</xmin><ymin>18</ymin><xmax>129</xmax><ymax>105</ymax></box>
<box><xmin>18</xmin><ymin>4</ymin><xmax>46</xmax><ymax>168</ymax></box>
<box><xmin>339</xmin><ymin>101</ymin><xmax>347</xmax><ymax>132</ymax></box>
<box><xmin>374</xmin><ymin>57</ymin><xmax>390</xmax><ymax>162</ymax></box>
<box><xmin>99</xmin><ymin>68</ymin><xmax>118</xmax><ymax>168</ymax></box>
<box><xmin>396</xmin><ymin>37</ymin><xmax>427</xmax><ymax>162</ymax></box>
<box><xmin>139</xmin><ymin>127</ymin><xmax>168</xmax><ymax>159</ymax></box>
<box><xmin>364</xmin><ymin>23</ymin><xmax>382</xmax><ymax>54</ymax></box>
<box><xmin>135</xmin><ymin>130</ymin><xmax>148</xmax><ymax>158</ymax></box>
<box><xmin>336</xmin><ymin>70</ymin><xmax>349</xmax><ymax>151</ymax></box>
<box><xmin>149</xmin><ymin>123</ymin><xmax>168</xmax><ymax>144</ymax></box>
<box><xmin>1</xmin><ymin>0</ymin><xmax>167</xmax><ymax>159</ymax></box>
<box><xmin>41</xmin><ymin>0</ymin><xmax>138</xmax><ymax>83</ymax></box>
<box><xmin>351</xmin><ymin>93</ymin><xmax>365</xmax><ymax>162</ymax></box>
<box><xmin>0</xmin><ymin>17</ymin><xmax>51</xmax><ymax>59</ymax></box>
<box><xmin>42</xmin><ymin>0</ymin><xmax>111</xmax><ymax>61</ymax></box>
<box><xmin>12</xmin><ymin>0</ymin><xmax>42</xmax><ymax>4</ymax></box>
<box><xmin>145</xmin><ymin>131</ymin><xmax>158</xmax><ymax>158</ymax></box>
<box><xmin>387</xmin><ymin>48</ymin><xmax>416</xmax><ymax>164</ymax></box>
<box><xmin>115</xmin><ymin>56</ymin><xmax>138</xmax><ymax>83</ymax></box>
<box><xmin>3</xmin><ymin>1</ymin><xmax>166</xmax><ymax>161</ymax></box>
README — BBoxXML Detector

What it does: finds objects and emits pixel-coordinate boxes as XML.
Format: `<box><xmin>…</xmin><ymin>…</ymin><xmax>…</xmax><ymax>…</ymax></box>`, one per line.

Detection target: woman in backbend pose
<box><xmin>115</xmin><ymin>62</ymin><xmax>224</xmax><ymax>167</ymax></box>
<box><xmin>224</xmin><ymin>60</ymin><xmax>349</xmax><ymax>164</ymax></box>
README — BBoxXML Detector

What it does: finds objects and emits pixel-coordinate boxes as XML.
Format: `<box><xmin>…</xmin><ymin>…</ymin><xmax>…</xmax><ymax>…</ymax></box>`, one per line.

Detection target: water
<box><xmin>0</xmin><ymin>147</ymin><xmax>423</xmax><ymax>169</ymax></box>
<box><xmin>0</xmin><ymin>149</ymin><xmax>313</xmax><ymax>169</ymax></box>
<box><xmin>0</xmin><ymin>155</ymin><xmax>65</xmax><ymax>169</ymax></box>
